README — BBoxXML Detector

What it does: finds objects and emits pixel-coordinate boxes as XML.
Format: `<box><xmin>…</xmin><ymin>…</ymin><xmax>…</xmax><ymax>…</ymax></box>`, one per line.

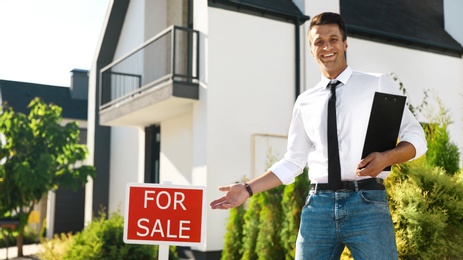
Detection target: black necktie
<box><xmin>327</xmin><ymin>81</ymin><xmax>342</xmax><ymax>190</ymax></box>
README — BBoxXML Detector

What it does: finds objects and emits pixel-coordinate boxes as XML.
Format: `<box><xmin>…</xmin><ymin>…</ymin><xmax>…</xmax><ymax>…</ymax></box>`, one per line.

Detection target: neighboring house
<box><xmin>0</xmin><ymin>69</ymin><xmax>89</xmax><ymax>237</ymax></box>
<box><xmin>87</xmin><ymin>0</ymin><xmax>463</xmax><ymax>258</ymax></box>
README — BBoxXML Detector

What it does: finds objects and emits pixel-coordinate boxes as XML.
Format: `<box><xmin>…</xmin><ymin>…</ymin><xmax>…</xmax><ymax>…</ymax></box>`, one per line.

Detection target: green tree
<box><xmin>387</xmin><ymin>159</ymin><xmax>463</xmax><ymax>259</ymax></box>
<box><xmin>255</xmin><ymin>185</ymin><xmax>285</xmax><ymax>260</ymax></box>
<box><xmin>422</xmin><ymin>93</ymin><xmax>460</xmax><ymax>175</ymax></box>
<box><xmin>221</xmin><ymin>205</ymin><xmax>246</xmax><ymax>260</ymax></box>
<box><xmin>280</xmin><ymin>168</ymin><xmax>310</xmax><ymax>260</ymax></box>
<box><xmin>0</xmin><ymin>98</ymin><xmax>95</xmax><ymax>256</ymax></box>
<box><xmin>241</xmin><ymin>193</ymin><xmax>262</xmax><ymax>260</ymax></box>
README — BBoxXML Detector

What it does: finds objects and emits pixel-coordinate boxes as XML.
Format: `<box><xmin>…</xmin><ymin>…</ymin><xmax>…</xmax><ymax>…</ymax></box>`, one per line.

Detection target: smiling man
<box><xmin>210</xmin><ymin>12</ymin><xmax>427</xmax><ymax>259</ymax></box>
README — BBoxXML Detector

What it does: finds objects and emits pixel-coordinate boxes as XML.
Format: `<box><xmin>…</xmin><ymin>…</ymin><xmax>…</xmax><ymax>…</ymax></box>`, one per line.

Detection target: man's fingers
<box><xmin>210</xmin><ymin>197</ymin><xmax>235</xmax><ymax>210</ymax></box>
<box><xmin>218</xmin><ymin>185</ymin><xmax>231</xmax><ymax>192</ymax></box>
<box><xmin>210</xmin><ymin>196</ymin><xmax>226</xmax><ymax>207</ymax></box>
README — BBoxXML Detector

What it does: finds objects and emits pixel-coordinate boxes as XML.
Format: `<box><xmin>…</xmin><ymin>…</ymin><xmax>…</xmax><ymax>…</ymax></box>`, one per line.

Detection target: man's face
<box><xmin>309</xmin><ymin>23</ymin><xmax>348</xmax><ymax>78</ymax></box>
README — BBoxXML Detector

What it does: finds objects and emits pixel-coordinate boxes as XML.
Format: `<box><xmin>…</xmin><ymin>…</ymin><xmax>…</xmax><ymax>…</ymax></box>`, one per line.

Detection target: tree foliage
<box><xmin>387</xmin><ymin>160</ymin><xmax>463</xmax><ymax>259</ymax></box>
<box><xmin>222</xmin><ymin>171</ymin><xmax>309</xmax><ymax>260</ymax></box>
<box><xmin>421</xmin><ymin>93</ymin><xmax>460</xmax><ymax>175</ymax></box>
<box><xmin>280</xmin><ymin>168</ymin><xmax>309</xmax><ymax>260</ymax></box>
<box><xmin>221</xmin><ymin>205</ymin><xmax>246</xmax><ymax>260</ymax></box>
<box><xmin>0</xmin><ymin>98</ymin><xmax>95</xmax><ymax>255</ymax></box>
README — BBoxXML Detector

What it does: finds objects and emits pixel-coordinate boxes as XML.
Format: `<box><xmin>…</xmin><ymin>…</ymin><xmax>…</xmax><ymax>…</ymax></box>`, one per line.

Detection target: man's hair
<box><xmin>309</xmin><ymin>12</ymin><xmax>347</xmax><ymax>41</ymax></box>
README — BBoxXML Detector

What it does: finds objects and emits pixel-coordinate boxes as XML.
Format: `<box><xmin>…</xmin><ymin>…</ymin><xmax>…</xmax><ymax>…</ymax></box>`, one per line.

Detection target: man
<box><xmin>210</xmin><ymin>12</ymin><xmax>427</xmax><ymax>259</ymax></box>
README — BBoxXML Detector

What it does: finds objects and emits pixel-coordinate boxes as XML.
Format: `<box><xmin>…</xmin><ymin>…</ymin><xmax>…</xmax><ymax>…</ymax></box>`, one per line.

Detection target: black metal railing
<box><xmin>100</xmin><ymin>26</ymin><xmax>199</xmax><ymax>109</ymax></box>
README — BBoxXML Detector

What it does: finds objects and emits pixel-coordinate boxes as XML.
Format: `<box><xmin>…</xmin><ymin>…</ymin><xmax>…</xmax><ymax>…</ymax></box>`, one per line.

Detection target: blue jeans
<box><xmin>295</xmin><ymin>190</ymin><xmax>398</xmax><ymax>260</ymax></box>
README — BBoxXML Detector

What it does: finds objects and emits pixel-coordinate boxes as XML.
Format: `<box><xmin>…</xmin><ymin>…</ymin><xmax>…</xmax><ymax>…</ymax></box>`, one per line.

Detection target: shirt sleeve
<box><xmin>379</xmin><ymin>74</ymin><xmax>427</xmax><ymax>159</ymax></box>
<box><xmin>268</xmin><ymin>98</ymin><xmax>311</xmax><ymax>184</ymax></box>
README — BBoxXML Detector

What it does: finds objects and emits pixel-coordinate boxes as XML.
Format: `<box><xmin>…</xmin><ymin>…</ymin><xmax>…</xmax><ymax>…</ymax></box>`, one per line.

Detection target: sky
<box><xmin>0</xmin><ymin>0</ymin><xmax>109</xmax><ymax>87</ymax></box>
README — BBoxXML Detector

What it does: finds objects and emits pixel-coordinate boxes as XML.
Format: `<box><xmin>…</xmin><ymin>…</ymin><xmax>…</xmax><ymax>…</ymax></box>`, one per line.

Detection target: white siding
<box><xmin>114</xmin><ymin>0</ymin><xmax>145</xmax><ymax>60</ymax></box>
<box><xmin>205</xmin><ymin>7</ymin><xmax>296</xmax><ymax>250</ymax></box>
<box><xmin>160</xmin><ymin>112</ymin><xmax>194</xmax><ymax>185</ymax></box>
<box><xmin>109</xmin><ymin>126</ymin><xmax>144</xmax><ymax>214</ymax></box>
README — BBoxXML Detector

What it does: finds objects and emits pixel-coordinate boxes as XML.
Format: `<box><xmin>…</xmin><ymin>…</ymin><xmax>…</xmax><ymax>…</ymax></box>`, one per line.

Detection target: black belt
<box><xmin>310</xmin><ymin>178</ymin><xmax>385</xmax><ymax>191</ymax></box>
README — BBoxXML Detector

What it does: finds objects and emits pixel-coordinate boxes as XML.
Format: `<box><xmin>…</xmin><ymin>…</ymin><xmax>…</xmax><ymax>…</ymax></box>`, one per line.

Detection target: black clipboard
<box><xmin>361</xmin><ymin>92</ymin><xmax>406</xmax><ymax>171</ymax></box>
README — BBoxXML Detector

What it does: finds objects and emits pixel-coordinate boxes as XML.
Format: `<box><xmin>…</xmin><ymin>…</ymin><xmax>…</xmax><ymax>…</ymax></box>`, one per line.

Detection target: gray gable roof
<box><xmin>341</xmin><ymin>0</ymin><xmax>463</xmax><ymax>56</ymax></box>
<box><xmin>0</xmin><ymin>80</ymin><xmax>87</xmax><ymax>120</ymax></box>
<box><xmin>209</xmin><ymin>0</ymin><xmax>310</xmax><ymax>23</ymax></box>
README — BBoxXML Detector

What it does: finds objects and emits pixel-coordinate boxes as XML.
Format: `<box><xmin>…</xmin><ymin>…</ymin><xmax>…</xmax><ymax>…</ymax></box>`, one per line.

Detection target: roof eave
<box><xmin>347</xmin><ymin>24</ymin><xmax>463</xmax><ymax>57</ymax></box>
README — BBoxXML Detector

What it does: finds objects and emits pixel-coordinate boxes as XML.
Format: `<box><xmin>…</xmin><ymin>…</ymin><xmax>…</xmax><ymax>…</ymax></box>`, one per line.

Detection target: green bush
<box><xmin>38</xmin><ymin>211</ymin><xmax>178</xmax><ymax>260</ymax></box>
<box><xmin>222</xmin><ymin>171</ymin><xmax>309</xmax><ymax>260</ymax></box>
<box><xmin>221</xmin><ymin>205</ymin><xmax>246</xmax><ymax>260</ymax></box>
<box><xmin>255</xmin><ymin>185</ymin><xmax>285</xmax><ymax>260</ymax></box>
<box><xmin>241</xmin><ymin>194</ymin><xmax>262</xmax><ymax>260</ymax></box>
<box><xmin>37</xmin><ymin>233</ymin><xmax>73</xmax><ymax>260</ymax></box>
<box><xmin>387</xmin><ymin>159</ymin><xmax>463</xmax><ymax>259</ymax></box>
<box><xmin>424</xmin><ymin>121</ymin><xmax>460</xmax><ymax>175</ymax></box>
<box><xmin>280</xmin><ymin>168</ymin><xmax>309</xmax><ymax>260</ymax></box>
<box><xmin>411</xmin><ymin>89</ymin><xmax>460</xmax><ymax>175</ymax></box>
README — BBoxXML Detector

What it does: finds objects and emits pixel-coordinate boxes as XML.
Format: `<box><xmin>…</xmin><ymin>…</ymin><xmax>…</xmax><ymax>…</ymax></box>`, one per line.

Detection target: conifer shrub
<box><xmin>255</xmin><ymin>185</ymin><xmax>285</xmax><ymax>260</ymax></box>
<box><xmin>280</xmin><ymin>168</ymin><xmax>309</xmax><ymax>260</ymax></box>
<box><xmin>222</xmin><ymin>171</ymin><xmax>309</xmax><ymax>260</ymax></box>
<box><xmin>387</xmin><ymin>159</ymin><xmax>463</xmax><ymax>259</ymax></box>
<box><xmin>241</xmin><ymin>194</ymin><xmax>262</xmax><ymax>260</ymax></box>
<box><xmin>422</xmin><ymin>93</ymin><xmax>460</xmax><ymax>175</ymax></box>
<box><xmin>221</xmin><ymin>205</ymin><xmax>246</xmax><ymax>260</ymax></box>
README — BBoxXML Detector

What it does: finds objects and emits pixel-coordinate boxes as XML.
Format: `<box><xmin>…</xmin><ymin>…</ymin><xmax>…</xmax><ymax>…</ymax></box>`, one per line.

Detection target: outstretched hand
<box><xmin>210</xmin><ymin>183</ymin><xmax>249</xmax><ymax>210</ymax></box>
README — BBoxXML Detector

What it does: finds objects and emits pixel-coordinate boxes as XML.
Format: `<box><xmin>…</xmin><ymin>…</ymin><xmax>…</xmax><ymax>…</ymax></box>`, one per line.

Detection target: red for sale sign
<box><xmin>123</xmin><ymin>183</ymin><xmax>206</xmax><ymax>246</ymax></box>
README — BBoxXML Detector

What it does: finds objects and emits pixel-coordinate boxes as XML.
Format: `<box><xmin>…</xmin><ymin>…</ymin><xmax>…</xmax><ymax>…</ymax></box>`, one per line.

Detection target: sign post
<box><xmin>124</xmin><ymin>182</ymin><xmax>206</xmax><ymax>259</ymax></box>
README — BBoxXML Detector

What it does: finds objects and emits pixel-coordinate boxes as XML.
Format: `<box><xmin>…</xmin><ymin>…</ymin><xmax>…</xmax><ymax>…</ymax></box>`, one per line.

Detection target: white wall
<box><xmin>114</xmin><ymin>0</ymin><xmax>145</xmax><ymax>59</ymax></box>
<box><xmin>160</xmin><ymin>111</ymin><xmax>194</xmax><ymax>185</ymax></box>
<box><xmin>206</xmin><ymin>7</ymin><xmax>296</xmax><ymax>251</ymax></box>
<box><xmin>108</xmin><ymin>126</ymin><xmax>145</xmax><ymax>214</ymax></box>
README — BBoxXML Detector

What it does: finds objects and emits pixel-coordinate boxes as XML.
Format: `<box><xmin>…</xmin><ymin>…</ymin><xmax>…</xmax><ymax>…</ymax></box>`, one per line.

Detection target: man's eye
<box><xmin>315</xmin><ymin>41</ymin><xmax>323</xmax><ymax>46</ymax></box>
<box><xmin>330</xmin><ymin>38</ymin><xmax>338</xmax><ymax>42</ymax></box>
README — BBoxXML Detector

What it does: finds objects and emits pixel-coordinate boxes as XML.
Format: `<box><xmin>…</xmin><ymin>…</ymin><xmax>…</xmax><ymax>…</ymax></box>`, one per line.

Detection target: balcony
<box><xmin>99</xmin><ymin>26</ymin><xmax>199</xmax><ymax>126</ymax></box>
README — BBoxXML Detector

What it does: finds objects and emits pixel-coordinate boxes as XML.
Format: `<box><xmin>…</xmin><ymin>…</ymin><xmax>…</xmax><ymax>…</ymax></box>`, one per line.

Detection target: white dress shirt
<box><xmin>269</xmin><ymin>66</ymin><xmax>427</xmax><ymax>184</ymax></box>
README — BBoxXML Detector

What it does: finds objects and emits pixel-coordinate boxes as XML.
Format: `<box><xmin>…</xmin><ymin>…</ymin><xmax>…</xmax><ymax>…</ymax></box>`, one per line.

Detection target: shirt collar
<box><xmin>321</xmin><ymin>66</ymin><xmax>353</xmax><ymax>88</ymax></box>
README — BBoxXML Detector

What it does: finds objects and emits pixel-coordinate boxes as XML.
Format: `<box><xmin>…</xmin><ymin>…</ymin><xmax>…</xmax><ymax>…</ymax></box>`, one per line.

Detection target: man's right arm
<box><xmin>209</xmin><ymin>170</ymin><xmax>282</xmax><ymax>210</ymax></box>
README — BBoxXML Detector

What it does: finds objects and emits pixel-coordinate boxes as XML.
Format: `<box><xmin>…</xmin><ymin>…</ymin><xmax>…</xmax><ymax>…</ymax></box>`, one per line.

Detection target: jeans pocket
<box><xmin>360</xmin><ymin>190</ymin><xmax>388</xmax><ymax>205</ymax></box>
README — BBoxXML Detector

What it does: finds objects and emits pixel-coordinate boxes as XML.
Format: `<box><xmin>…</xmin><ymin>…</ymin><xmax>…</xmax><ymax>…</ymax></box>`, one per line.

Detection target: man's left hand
<box><xmin>356</xmin><ymin>152</ymin><xmax>388</xmax><ymax>177</ymax></box>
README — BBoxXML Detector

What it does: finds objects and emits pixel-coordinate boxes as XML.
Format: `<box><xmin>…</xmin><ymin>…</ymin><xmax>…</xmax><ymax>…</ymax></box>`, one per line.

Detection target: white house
<box><xmin>86</xmin><ymin>0</ymin><xmax>463</xmax><ymax>258</ymax></box>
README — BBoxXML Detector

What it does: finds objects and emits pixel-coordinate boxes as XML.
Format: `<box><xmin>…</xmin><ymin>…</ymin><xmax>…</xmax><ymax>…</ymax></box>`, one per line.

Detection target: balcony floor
<box><xmin>99</xmin><ymin>79</ymin><xmax>198</xmax><ymax>127</ymax></box>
